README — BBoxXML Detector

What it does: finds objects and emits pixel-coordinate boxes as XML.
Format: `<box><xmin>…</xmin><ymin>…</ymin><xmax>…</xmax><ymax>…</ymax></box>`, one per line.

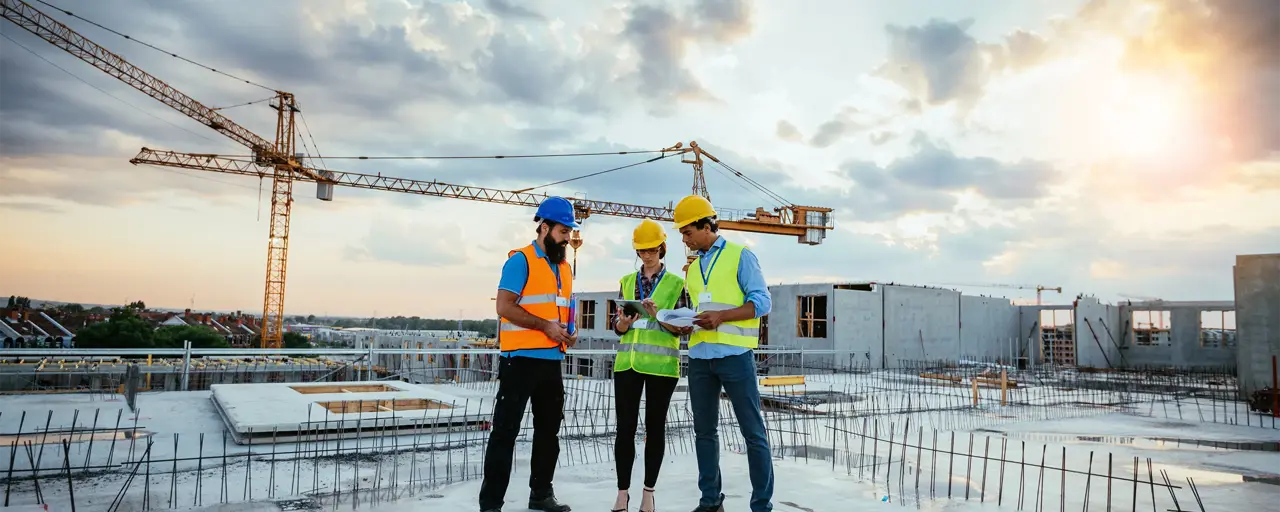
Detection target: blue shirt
<box><xmin>689</xmin><ymin>236</ymin><xmax>771</xmax><ymax>360</ymax></box>
<box><xmin>497</xmin><ymin>241</ymin><xmax>566</xmax><ymax>360</ymax></box>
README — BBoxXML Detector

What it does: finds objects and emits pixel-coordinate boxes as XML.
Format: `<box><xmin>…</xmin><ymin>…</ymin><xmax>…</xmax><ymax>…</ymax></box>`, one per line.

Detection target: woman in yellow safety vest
<box><xmin>610</xmin><ymin>218</ymin><xmax>693</xmax><ymax>512</ymax></box>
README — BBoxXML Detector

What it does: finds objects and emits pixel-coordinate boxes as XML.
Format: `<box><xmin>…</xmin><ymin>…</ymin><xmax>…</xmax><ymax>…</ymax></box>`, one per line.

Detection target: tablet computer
<box><xmin>615</xmin><ymin>300</ymin><xmax>647</xmax><ymax>318</ymax></box>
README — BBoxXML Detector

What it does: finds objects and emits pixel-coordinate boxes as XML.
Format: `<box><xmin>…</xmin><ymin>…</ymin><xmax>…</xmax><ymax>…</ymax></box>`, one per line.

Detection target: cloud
<box><xmin>874</xmin><ymin>19</ymin><xmax>1054</xmax><ymax>110</ymax></box>
<box><xmin>693</xmin><ymin>0</ymin><xmax>756</xmax><ymax>44</ymax></box>
<box><xmin>0</xmin><ymin>155</ymin><xmax>265</xmax><ymax>207</ymax></box>
<box><xmin>0</xmin><ymin>0</ymin><xmax>762</xmax><ymax>212</ymax></box>
<box><xmin>19</xmin><ymin>0</ymin><xmax>754</xmax><ymax>123</ymax></box>
<box><xmin>876</xmin><ymin>19</ymin><xmax>991</xmax><ymax>109</ymax></box>
<box><xmin>808</xmin><ymin>107</ymin><xmax>868</xmax><ymax>148</ymax></box>
<box><xmin>775</xmin><ymin>120</ymin><xmax>803</xmax><ymax>142</ymax></box>
<box><xmin>1107</xmin><ymin>0</ymin><xmax>1280</xmax><ymax>163</ymax></box>
<box><xmin>0</xmin><ymin>200</ymin><xmax>64</xmax><ymax>214</ymax></box>
<box><xmin>869</xmin><ymin>132</ymin><xmax>898</xmax><ymax>145</ymax></box>
<box><xmin>835</xmin><ymin>132</ymin><xmax>1062</xmax><ymax>221</ymax></box>
<box><xmin>485</xmin><ymin>0</ymin><xmax>545</xmax><ymax>20</ymax></box>
<box><xmin>343</xmin><ymin>217</ymin><xmax>469</xmax><ymax>267</ymax></box>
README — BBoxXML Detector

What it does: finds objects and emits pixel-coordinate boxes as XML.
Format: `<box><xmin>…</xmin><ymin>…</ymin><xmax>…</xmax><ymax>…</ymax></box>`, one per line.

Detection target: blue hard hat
<box><xmin>534</xmin><ymin>196</ymin><xmax>580</xmax><ymax>229</ymax></box>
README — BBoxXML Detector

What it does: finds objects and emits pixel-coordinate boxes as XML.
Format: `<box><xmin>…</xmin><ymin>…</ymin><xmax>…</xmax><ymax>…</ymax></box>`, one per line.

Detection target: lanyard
<box><xmin>699</xmin><ymin>244</ymin><xmax>724</xmax><ymax>287</ymax></box>
<box><xmin>638</xmin><ymin>268</ymin><xmax>665</xmax><ymax>300</ymax></box>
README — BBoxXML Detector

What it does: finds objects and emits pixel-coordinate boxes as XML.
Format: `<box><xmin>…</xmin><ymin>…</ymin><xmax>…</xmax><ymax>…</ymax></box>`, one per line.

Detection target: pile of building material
<box><xmin>211</xmin><ymin>380</ymin><xmax>491</xmax><ymax>444</ymax></box>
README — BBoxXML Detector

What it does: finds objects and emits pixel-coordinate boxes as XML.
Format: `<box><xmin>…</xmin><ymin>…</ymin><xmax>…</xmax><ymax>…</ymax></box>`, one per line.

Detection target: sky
<box><xmin>1</xmin><ymin>0</ymin><xmax>1277</xmax><ymax>319</ymax></box>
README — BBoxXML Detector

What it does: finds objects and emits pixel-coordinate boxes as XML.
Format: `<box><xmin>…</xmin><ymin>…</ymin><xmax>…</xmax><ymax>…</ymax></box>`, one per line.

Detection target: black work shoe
<box><xmin>480</xmin><ymin>509</ymin><xmax>501</xmax><ymax>512</ymax></box>
<box><xmin>528</xmin><ymin>492</ymin><xmax>571</xmax><ymax>512</ymax></box>
<box><xmin>689</xmin><ymin>493</ymin><xmax>725</xmax><ymax>512</ymax></box>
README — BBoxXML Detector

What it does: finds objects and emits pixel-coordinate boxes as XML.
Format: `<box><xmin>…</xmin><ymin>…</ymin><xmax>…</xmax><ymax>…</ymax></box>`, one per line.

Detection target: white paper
<box><xmin>656</xmin><ymin>308</ymin><xmax>697</xmax><ymax>328</ymax></box>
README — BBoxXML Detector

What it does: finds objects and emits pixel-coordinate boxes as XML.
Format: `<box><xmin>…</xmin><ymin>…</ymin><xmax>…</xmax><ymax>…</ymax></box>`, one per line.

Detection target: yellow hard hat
<box><xmin>673</xmin><ymin>195</ymin><xmax>716</xmax><ymax>229</ymax></box>
<box><xmin>632</xmin><ymin>219</ymin><xmax>666</xmax><ymax>250</ymax></box>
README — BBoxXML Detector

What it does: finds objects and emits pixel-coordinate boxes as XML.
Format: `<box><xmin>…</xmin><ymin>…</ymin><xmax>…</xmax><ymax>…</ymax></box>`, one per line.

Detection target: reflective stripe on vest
<box><xmin>686</xmin><ymin>240</ymin><xmax>760</xmax><ymax>348</ymax></box>
<box><xmin>614</xmin><ymin>270</ymin><xmax>683</xmax><ymax>378</ymax></box>
<box><xmin>498</xmin><ymin>244</ymin><xmax>573</xmax><ymax>351</ymax></box>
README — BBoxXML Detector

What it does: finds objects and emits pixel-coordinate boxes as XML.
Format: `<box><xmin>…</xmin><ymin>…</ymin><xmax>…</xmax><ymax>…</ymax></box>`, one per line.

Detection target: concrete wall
<box><xmin>882</xmin><ymin>286</ymin><xmax>961</xmax><ymax>366</ymax></box>
<box><xmin>569</xmin><ymin>279</ymin><xmax>1249</xmax><ymax>374</ymax></box>
<box><xmin>767</xmin><ymin>283</ymin><xmax>837</xmax><ymax>350</ymax></box>
<box><xmin>1235</xmin><ymin>253</ymin><xmax>1280</xmax><ymax>395</ymax></box>
<box><xmin>959</xmin><ymin>296</ymin><xmax>1018</xmax><ymax>360</ymax></box>
<box><xmin>573</xmin><ymin>291</ymin><xmax>619</xmax><ymax>340</ymax></box>
<box><xmin>833</xmin><ymin>288</ymin><xmax>882</xmax><ymax>368</ymax></box>
<box><xmin>1116</xmin><ymin>300</ymin><xmax>1235</xmax><ymax>368</ymax></box>
<box><xmin>767</xmin><ymin>284</ymin><xmax>1020</xmax><ymax>368</ymax></box>
<box><xmin>1075</xmin><ymin>297</ymin><xmax>1121</xmax><ymax>368</ymax></box>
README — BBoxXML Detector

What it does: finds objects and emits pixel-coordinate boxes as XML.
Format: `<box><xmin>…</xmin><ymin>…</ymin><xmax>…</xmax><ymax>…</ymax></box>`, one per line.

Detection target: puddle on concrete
<box><xmin>777</xmin><ymin>444</ymin><xmax>837</xmax><ymax>460</ymax></box>
<box><xmin>975</xmin><ymin>429</ymin><xmax>1280</xmax><ymax>452</ymax></box>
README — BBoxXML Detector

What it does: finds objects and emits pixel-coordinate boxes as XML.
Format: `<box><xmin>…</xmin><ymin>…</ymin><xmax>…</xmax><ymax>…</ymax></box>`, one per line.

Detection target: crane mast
<box><xmin>6</xmin><ymin>0</ymin><xmax>835</xmax><ymax>350</ymax></box>
<box><xmin>2</xmin><ymin>0</ymin><xmax>315</xmax><ymax>347</ymax></box>
<box><xmin>262</xmin><ymin>93</ymin><xmax>299</xmax><ymax>348</ymax></box>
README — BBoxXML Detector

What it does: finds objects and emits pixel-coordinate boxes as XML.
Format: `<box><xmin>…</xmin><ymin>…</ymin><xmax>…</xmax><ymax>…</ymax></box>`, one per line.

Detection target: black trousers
<box><xmin>614</xmin><ymin>369</ymin><xmax>679</xmax><ymax>490</ymax></box>
<box><xmin>478</xmin><ymin>356</ymin><xmax>565</xmax><ymax>509</ymax></box>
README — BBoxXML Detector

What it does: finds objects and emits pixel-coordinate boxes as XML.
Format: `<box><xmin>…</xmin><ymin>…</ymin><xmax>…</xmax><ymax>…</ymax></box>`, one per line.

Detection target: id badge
<box><xmin>699</xmin><ymin>292</ymin><xmax>713</xmax><ymax>304</ymax></box>
<box><xmin>556</xmin><ymin>296</ymin><xmax>570</xmax><ymax>308</ymax></box>
<box><xmin>633</xmin><ymin>319</ymin><xmax>650</xmax><ymax>330</ymax></box>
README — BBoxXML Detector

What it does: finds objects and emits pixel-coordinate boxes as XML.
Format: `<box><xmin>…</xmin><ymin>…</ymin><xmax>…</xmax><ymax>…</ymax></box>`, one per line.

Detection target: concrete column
<box><xmin>1235</xmin><ymin>253</ymin><xmax>1280</xmax><ymax>397</ymax></box>
<box><xmin>180</xmin><ymin>340</ymin><xmax>192</xmax><ymax>391</ymax></box>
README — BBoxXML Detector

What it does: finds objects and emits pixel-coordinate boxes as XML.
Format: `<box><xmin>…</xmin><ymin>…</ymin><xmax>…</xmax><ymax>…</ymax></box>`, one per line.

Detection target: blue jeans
<box><xmin>688</xmin><ymin>351</ymin><xmax>774</xmax><ymax>512</ymax></box>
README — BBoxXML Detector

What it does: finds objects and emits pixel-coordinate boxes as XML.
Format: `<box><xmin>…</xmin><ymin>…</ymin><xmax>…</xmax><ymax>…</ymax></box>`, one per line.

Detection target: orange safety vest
<box><xmin>498</xmin><ymin>244</ymin><xmax>574</xmax><ymax>352</ymax></box>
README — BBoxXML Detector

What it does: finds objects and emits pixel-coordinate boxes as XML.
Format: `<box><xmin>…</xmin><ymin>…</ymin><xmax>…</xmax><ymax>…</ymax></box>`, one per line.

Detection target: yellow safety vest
<box><xmin>614</xmin><ymin>270</ymin><xmax>683</xmax><ymax>378</ymax></box>
<box><xmin>686</xmin><ymin>240</ymin><xmax>760</xmax><ymax>348</ymax></box>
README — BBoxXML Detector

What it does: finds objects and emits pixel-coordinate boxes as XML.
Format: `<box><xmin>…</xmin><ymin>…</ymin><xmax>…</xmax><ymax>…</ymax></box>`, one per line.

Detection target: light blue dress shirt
<box><xmin>688</xmin><ymin>236</ymin><xmax>771</xmax><ymax>360</ymax></box>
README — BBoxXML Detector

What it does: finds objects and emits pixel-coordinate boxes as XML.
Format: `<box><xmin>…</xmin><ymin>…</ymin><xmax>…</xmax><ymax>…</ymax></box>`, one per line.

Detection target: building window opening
<box><xmin>796</xmin><ymin>295</ymin><xmax>828</xmax><ymax>338</ymax></box>
<box><xmin>1199</xmin><ymin>310</ymin><xmax>1236</xmax><ymax>348</ymax></box>
<box><xmin>1131</xmin><ymin>310</ymin><xmax>1171</xmax><ymax>346</ymax></box>
<box><xmin>579</xmin><ymin>300</ymin><xmax>597</xmax><ymax>330</ymax></box>
<box><xmin>1039</xmin><ymin>309</ymin><xmax>1076</xmax><ymax>365</ymax></box>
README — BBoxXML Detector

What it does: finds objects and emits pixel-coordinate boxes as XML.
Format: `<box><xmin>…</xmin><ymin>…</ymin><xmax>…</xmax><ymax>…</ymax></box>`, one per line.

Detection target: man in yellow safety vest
<box><xmin>673</xmin><ymin>195</ymin><xmax>774</xmax><ymax>512</ymax></box>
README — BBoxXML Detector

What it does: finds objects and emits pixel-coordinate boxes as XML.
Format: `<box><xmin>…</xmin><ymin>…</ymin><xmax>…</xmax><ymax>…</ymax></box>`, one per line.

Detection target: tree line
<box><xmin>71</xmin><ymin>304</ymin><xmax>311</xmax><ymax>349</ymax></box>
<box><xmin>6</xmin><ymin>295</ymin><xmax>497</xmax><ymax>344</ymax></box>
<box><xmin>330</xmin><ymin>315</ymin><xmax>496</xmax><ymax>336</ymax></box>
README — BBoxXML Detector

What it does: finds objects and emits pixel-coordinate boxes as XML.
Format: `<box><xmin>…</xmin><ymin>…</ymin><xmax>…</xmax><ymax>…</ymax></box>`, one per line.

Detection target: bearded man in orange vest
<box><xmin>479</xmin><ymin>196</ymin><xmax>579</xmax><ymax>512</ymax></box>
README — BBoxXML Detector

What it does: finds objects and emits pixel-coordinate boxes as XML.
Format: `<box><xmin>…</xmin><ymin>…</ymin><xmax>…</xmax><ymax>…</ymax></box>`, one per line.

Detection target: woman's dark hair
<box><xmin>691</xmin><ymin>216</ymin><xmax>718</xmax><ymax>232</ymax></box>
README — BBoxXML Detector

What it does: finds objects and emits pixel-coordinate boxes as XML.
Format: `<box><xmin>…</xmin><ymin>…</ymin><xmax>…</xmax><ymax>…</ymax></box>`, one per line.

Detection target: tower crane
<box><xmin>2</xmin><ymin>0</ymin><xmax>835</xmax><ymax>348</ymax></box>
<box><xmin>935</xmin><ymin>282</ymin><xmax>1063</xmax><ymax>305</ymax></box>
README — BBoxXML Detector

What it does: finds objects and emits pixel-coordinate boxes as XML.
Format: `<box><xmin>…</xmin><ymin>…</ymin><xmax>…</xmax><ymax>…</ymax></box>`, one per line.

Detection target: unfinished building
<box><xmin>564</xmin><ymin>282</ymin><xmax>1250</xmax><ymax>374</ymax></box>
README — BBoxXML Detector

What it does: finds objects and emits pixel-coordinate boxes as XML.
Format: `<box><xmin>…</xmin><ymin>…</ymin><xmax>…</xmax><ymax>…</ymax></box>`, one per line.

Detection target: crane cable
<box><xmin>297</xmin><ymin>111</ymin><xmax>329</xmax><ymax>171</ymax></box>
<box><xmin>292</xmin><ymin>149</ymin><xmax>670</xmax><ymax>160</ymax></box>
<box><xmin>32</xmin><ymin>0</ymin><xmax>277</xmax><ymax>92</ymax></box>
<box><xmin>0</xmin><ymin>28</ymin><xmax>218</xmax><ymax>145</ymax></box>
<box><xmin>511</xmin><ymin>153</ymin><xmax>679</xmax><ymax>193</ymax></box>
<box><xmin>201</xmin><ymin>149</ymin><xmax>672</xmax><ymax>161</ymax></box>
<box><xmin>714</xmin><ymin>160</ymin><xmax>792</xmax><ymax>206</ymax></box>
<box><xmin>210</xmin><ymin>96</ymin><xmax>275</xmax><ymax>111</ymax></box>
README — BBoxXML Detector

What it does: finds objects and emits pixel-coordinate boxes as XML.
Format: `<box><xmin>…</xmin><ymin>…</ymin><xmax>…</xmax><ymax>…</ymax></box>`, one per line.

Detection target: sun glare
<box><xmin>1100</xmin><ymin>73</ymin><xmax>1197</xmax><ymax>162</ymax></box>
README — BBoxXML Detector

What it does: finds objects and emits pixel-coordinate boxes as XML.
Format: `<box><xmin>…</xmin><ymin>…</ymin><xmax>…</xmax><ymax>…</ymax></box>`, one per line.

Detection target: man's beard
<box><xmin>543</xmin><ymin>232</ymin><xmax>568</xmax><ymax>264</ymax></box>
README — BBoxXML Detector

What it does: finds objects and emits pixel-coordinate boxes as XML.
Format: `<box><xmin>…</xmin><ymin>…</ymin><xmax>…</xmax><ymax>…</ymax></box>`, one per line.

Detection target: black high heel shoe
<box><xmin>611</xmin><ymin>491</ymin><xmax>629</xmax><ymax>512</ymax></box>
<box><xmin>640</xmin><ymin>487</ymin><xmax>656</xmax><ymax>512</ymax></box>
